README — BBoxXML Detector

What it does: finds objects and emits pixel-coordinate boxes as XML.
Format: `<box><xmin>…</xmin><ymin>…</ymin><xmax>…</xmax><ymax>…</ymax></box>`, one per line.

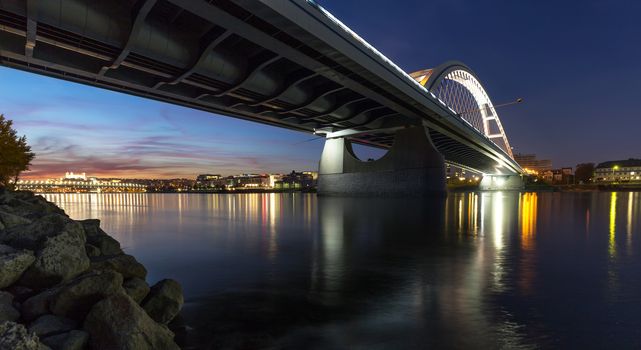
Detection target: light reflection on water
<box><xmin>43</xmin><ymin>191</ymin><xmax>641</xmax><ymax>349</ymax></box>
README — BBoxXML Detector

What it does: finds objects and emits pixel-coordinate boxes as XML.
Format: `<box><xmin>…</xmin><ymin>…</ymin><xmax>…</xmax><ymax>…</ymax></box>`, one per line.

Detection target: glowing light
<box><xmin>609</xmin><ymin>192</ymin><xmax>617</xmax><ymax>257</ymax></box>
<box><xmin>520</xmin><ymin>193</ymin><xmax>538</xmax><ymax>250</ymax></box>
<box><xmin>492</xmin><ymin>191</ymin><xmax>504</xmax><ymax>249</ymax></box>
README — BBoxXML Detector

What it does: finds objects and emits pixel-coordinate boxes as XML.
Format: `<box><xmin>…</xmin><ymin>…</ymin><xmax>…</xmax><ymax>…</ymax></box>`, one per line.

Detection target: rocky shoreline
<box><xmin>0</xmin><ymin>189</ymin><xmax>184</xmax><ymax>349</ymax></box>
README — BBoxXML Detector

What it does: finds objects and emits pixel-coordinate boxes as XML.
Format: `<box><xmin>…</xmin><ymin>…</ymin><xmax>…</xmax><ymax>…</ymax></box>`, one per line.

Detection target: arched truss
<box><xmin>410</xmin><ymin>62</ymin><xmax>514</xmax><ymax>159</ymax></box>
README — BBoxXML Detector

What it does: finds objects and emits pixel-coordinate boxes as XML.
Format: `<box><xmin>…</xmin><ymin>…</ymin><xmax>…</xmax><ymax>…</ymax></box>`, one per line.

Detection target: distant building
<box><xmin>64</xmin><ymin>172</ymin><xmax>87</xmax><ymax>180</ymax></box>
<box><xmin>594</xmin><ymin>159</ymin><xmax>641</xmax><ymax>183</ymax></box>
<box><xmin>275</xmin><ymin>171</ymin><xmax>317</xmax><ymax>189</ymax></box>
<box><xmin>16</xmin><ymin>172</ymin><xmax>146</xmax><ymax>193</ymax></box>
<box><xmin>195</xmin><ymin>174</ymin><xmax>223</xmax><ymax>188</ymax></box>
<box><xmin>542</xmin><ymin>167</ymin><xmax>574</xmax><ymax>184</ymax></box>
<box><xmin>230</xmin><ymin>174</ymin><xmax>271</xmax><ymax>188</ymax></box>
<box><xmin>514</xmin><ymin>154</ymin><xmax>552</xmax><ymax>174</ymax></box>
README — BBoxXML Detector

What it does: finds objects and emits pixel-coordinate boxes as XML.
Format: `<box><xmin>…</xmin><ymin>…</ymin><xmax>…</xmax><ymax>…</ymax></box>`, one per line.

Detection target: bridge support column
<box><xmin>317</xmin><ymin>127</ymin><xmax>446</xmax><ymax>196</ymax></box>
<box><xmin>479</xmin><ymin>174</ymin><xmax>524</xmax><ymax>191</ymax></box>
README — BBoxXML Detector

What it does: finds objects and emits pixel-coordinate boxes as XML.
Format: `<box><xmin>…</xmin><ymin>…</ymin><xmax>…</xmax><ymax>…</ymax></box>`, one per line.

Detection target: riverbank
<box><xmin>0</xmin><ymin>189</ymin><xmax>184</xmax><ymax>349</ymax></box>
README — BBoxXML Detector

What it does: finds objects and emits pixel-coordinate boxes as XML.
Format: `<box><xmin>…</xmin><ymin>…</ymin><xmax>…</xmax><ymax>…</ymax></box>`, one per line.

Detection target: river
<box><xmin>42</xmin><ymin>191</ymin><xmax>641</xmax><ymax>349</ymax></box>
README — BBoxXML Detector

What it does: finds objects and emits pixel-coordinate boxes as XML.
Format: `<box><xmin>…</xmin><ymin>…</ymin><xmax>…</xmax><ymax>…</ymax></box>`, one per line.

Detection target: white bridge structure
<box><xmin>0</xmin><ymin>0</ymin><xmax>524</xmax><ymax>195</ymax></box>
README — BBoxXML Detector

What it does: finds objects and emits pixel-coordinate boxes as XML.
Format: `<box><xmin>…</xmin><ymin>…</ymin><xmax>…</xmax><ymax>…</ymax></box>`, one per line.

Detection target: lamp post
<box><xmin>612</xmin><ymin>165</ymin><xmax>619</xmax><ymax>182</ymax></box>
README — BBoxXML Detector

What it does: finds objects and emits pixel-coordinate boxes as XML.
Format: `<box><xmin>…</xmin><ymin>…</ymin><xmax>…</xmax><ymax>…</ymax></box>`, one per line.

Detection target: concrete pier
<box><xmin>478</xmin><ymin>174</ymin><xmax>524</xmax><ymax>191</ymax></box>
<box><xmin>317</xmin><ymin>127</ymin><xmax>446</xmax><ymax>196</ymax></box>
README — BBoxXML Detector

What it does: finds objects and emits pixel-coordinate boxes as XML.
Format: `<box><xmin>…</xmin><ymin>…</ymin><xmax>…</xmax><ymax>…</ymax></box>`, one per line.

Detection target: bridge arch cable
<box><xmin>411</xmin><ymin>63</ymin><xmax>514</xmax><ymax>159</ymax></box>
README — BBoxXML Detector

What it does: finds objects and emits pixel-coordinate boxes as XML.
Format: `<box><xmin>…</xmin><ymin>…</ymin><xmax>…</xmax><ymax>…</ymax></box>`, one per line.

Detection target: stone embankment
<box><xmin>0</xmin><ymin>189</ymin><xmax>184</xmax><ymax>349</ymax></box>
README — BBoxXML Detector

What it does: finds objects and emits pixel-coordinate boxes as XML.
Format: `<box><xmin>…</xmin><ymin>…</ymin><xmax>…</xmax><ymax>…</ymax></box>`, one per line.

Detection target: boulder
<box><xmin>2</xmin><ymin>214</ymin><xmax>84</xmax><ymax>251</ymax></box>
<box><xmin>77</xmin><ymin>219</ymin><xmax>105</xmax><ymax>238</ymax></box>
<box><xmin>20</xmin><ymin>230</ymin><xmax>90</xmax><ymax>289</ymax></box>
<box><xmin>0</xmin><ymin>188</ymin><xmax>12</xmax><ymax>204</ymax></box>
<box><xmin>123</xmin><ymin>277</ymin><xmax>150</xmax><ymax>304</ymax></box>
<box><xmin>0</xmin><ymin>321</ymin><xmax>41</xmax><ymax>350</ymax></box>
<box><xmin>84</xmin><ymin>293</ymin><xmax>179</xmax><ymax>350</ymax></box>
<box><xmin>21</xmin><ymin>288</ymin><xmax>58</xmax><ymax>322</ymax></box>
<box><xmin>49</xmin><ymin>270</ymin><xmax>123</xmax><ymax>320</ymax></box>
<box><xmin>90</xmin><ymin>254</ymin><xmax>147</xmax><ymax>279</ymax></box>
<box><xmin>88</xmin><ymin>235</ymin><xmax>122</xmax><ymax>256</ymax></box>
<box><xmin>84</xmin><ymin>244</ymin><xmax>100</xmax><ymax>257</ymax></box>
<box><xmin>40</xmin><ymin>330</ymin><xmax>88</xmax><ymax>350</ymax></box>
<box><xmin>79</xmin><ymin>219</ymin><xmax>122</xmax><ymax>256</ymax></box>
<box><xmin>5</xmin><ymin>285</ymin><xmax>36</xmax><ymax>303</ymax></box>
<box><xmin>28</xmin><ymin>314</ymin><xmax>77</xmax><ymax>338</ymax></box>
<box><xmin>0</xmin><ymin>244</ymin><xmax>35</xmax><ymax>289</ymax></box>
<box><xmin>0</xmin><ymin>291</ymin><xmax>20</xmax><ymax>322</ymax></box>
<box><xmin>0</xmin><ymin>211</ymin><xmax>31</xmax><ymax>229</ymax></box>
<box><xmin>4</xmin><ymin>193</ymin><xmax>65</xmax><ymax>220</ymax></box>
<box><xmin>141</xmin><ymin>279</ymin><xmax>183</xmax><ymax>324</ymax></box>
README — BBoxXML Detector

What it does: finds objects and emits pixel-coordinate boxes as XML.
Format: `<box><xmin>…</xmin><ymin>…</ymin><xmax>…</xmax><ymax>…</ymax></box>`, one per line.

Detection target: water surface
<box><xmin>43</xmin><ymin>192</ymin><xmax>641</xmax><ymax>349</ymax></box>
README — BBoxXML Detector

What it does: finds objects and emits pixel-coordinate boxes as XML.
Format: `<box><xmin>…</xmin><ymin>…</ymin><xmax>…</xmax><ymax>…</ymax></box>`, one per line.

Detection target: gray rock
<box><xmin>0</xmin><ymin>291</ymin><xmax>20</xmax><ymax>322</ymax></box>
<box><xmin>77</xmin><ymin>219</ymin><xmax>105</xmax><ymax>238</ymax></box>
<box><xmin>2</xmin><ymin>214</ymin><xmax>84</xmax><ymax>251</ymax></box>
<box><xmin>0</xmin><ymin>321</ymin><xmax>41</xmax><ymax>350</ymax></box>
<box><xmin>123</xmin><ymin>277</ymin><xmax>150</xmax><ymax>304</ymax></box>
<box><xmin>28</xmin><ymin>314</ymin><xmax>77</xmax><ymax>338</ymax></box>
<box><xmin>20</xmin><ymin>229</ymin><xmax>90</xmax><ymax>289</ymax></box>
<box><xmin>5</xmin><ymin>285</ymin><xmax>36</xmax><ymax>303</ymax></box>
<box><xmin>78</xmin><ymin>219</ymin><xmax>123</xmax><ymax>256</ymax></box>
<box><xmin>90</xmin><ymin>254</ymin><xmax>147</xmax><ymax>279</ymax></box>
<box><xmin>141</xmin><ymin>279</ymin><xmax>184</xmax><ymax>324</ymax></box>
<box><xmin>3</xmin><ymin>194</ymin><xmax>64</xmax><ymax>221</ymax></box>
<box><xmin>22</xmin><ymin>288</ymin><xmax>58</xmax><ymax>322</ymax></box>
<box><xmin>40</xmin><ymin>330</ymin><xmax>88</xmax><ymax>350</ymax></box>
<box><xmin>84</xmin><ymin>244</ymin><xmax>100</xmax><ymax>257</ymax></box>
<box><xmin>0</xmin><ymin>188</ymin><xmax>11</xmax><ymax>204</ymax></box>
<box><xmin>0</xmin><ymin>211</ymin><xmax>31</xmax><ymax>229</ymax></box>
<box><xmin>88</xmin><ymin>235</ymin><xmax>122</xmax><ymax>256</ymax></box>
<box><xmin>84</xmin><ymin>293</ymin><xmax>179</xmax><ymax>350</ymax></box>
<box><xmin>0</xmin><ymin>244</ymin><xmax>35</xmax><ymax>289</ymax></box>
<box><xmin>49</xmin><ymin>270</ymin><xmax>123</xmax><ymax>320</ymax></box>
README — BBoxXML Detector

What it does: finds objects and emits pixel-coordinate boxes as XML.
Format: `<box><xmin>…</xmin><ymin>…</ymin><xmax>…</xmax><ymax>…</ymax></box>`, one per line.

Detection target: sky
<box><xmin>1</xmin><ymin>0</ymin><xmax>641</xmax><ymax>179</ymax></box>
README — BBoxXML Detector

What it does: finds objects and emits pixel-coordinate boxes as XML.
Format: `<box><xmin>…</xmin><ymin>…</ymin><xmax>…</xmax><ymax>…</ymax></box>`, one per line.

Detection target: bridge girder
<box><xmin>0</xmin><ymin>0</ymin><xmax>522</xmax><ymax>175</ymax></box>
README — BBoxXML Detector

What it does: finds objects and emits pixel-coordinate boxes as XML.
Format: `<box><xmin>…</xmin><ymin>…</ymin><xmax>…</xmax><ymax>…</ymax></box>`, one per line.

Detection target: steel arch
<box><xmin>410</xmin><ymin>61</ymin><xmax>514</xmax><ymax>159</ymax></box>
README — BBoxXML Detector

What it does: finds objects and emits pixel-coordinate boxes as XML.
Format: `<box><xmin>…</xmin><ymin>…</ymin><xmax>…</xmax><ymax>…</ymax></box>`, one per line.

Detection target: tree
<box><xmin>0</xmin><ymin>114</ymin><xmax>35</xmax><ymax>188</ymax></box>
<box><xmin>575</xmin><ymin>163</ymin><xmax>595</xmax><ymax>184</ymax></box>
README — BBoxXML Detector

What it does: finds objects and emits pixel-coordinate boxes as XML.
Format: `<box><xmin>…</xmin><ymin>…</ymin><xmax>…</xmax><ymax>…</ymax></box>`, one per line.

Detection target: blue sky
<box><xmin>1</xmin><ymin>0</ymin><xmax>641</xmax><ymax>178</ymax></box>
<box><xmin>0</xmin><ymin>67</ymin><xmax>329</xmax><ymax>178</ymax></box>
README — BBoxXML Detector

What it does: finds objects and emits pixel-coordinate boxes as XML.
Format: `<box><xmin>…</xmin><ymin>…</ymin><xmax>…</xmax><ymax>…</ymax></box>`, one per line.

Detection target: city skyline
<box><xmin>1</xmin><ymin>0</ymin><xmax>641</xmax><ymax>178</ymax></box>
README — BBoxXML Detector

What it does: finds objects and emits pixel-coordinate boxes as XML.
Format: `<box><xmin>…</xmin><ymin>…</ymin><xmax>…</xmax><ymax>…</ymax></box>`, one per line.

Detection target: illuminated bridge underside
<box><xmin>0</xmin><ymin>0</ymin><xmax>522</xmax><ymax>175</ymax></box>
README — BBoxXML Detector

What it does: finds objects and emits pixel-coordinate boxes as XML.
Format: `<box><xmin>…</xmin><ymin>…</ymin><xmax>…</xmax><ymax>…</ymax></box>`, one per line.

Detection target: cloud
<box><xmin>21</xmin><ymin>132</ymin><xmax>318</xmax><ymax>179</ymax></box>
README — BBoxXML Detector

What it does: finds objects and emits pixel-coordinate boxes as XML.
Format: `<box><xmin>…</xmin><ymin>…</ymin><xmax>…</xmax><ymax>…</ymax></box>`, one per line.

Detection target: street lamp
<box><xmin>612</xmin><ymin>165</ymin><xmax>619</xmax><ymax>182</ymax></box>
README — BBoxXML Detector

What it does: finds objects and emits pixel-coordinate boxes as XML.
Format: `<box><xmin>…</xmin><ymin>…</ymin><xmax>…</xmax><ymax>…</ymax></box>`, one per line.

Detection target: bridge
<box><xmin>0</xmin><ymin>0</ymin><xmax>524</xmax><ymax>195</ymax></box>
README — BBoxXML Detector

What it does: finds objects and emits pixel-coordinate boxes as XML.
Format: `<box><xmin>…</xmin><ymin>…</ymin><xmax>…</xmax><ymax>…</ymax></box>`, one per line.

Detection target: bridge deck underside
<box><xmin>0</xmin><ymin>0</ymin><xmax>511</xmax><ymax>174</ymax></box>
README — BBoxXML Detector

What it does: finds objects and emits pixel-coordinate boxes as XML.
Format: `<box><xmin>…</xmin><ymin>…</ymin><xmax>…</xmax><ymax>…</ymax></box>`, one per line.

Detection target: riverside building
<box><xmin>514</xmin><ymin>153</ymin><xmax>552</xmax><ymax>175</ymax></box>
<box><xmin>16</xmin><ymin>172</ymin><xmax>146</xmax><ymax>193</ymax></box>
<box><xmin>594</xmin><ymin>159</ymin><xmax>641</xmax><ymax>183</ymax></box>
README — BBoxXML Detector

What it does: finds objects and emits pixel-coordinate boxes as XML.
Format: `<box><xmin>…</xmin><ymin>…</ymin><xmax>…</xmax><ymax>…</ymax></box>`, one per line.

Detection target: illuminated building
<box><xmin>195</xmin><ymin>174</ymin><xmax>223</xmax><ymax>188</ymax></box>
<box><xmin>542</xmin><ymin>167</ymin><xmax>574</xmax><ymax>184</ymax></box>
<box><xmin>16</xmin><ymin>173</ymin><xmax>146</xmax><ymax>193</ymax></box>
<box><xmin>230</xmin><ymin>174</ymin><xmax>271</xmax><ymax>188</ymax></box>
<box><xmin>594</xmin><ymin>159</ymin><xmax>641</xmax><ymax>183</ymax></box>
<box><xmin>274</xmin><ymin>171</ymin><xmax>317</xmax><ymax>189</ymax></box>
<box><xmin>514</xmin><ymin>154</ymin><xmax>552</xmax><ymax>174</ymax></box>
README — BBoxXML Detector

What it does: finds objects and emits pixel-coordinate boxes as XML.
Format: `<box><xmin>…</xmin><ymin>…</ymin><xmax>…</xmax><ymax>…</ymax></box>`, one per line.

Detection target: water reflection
<box><xmin>41</xmin><ymin>191</ymin><xmax>641</xmax><ymax>349</ymax></box>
